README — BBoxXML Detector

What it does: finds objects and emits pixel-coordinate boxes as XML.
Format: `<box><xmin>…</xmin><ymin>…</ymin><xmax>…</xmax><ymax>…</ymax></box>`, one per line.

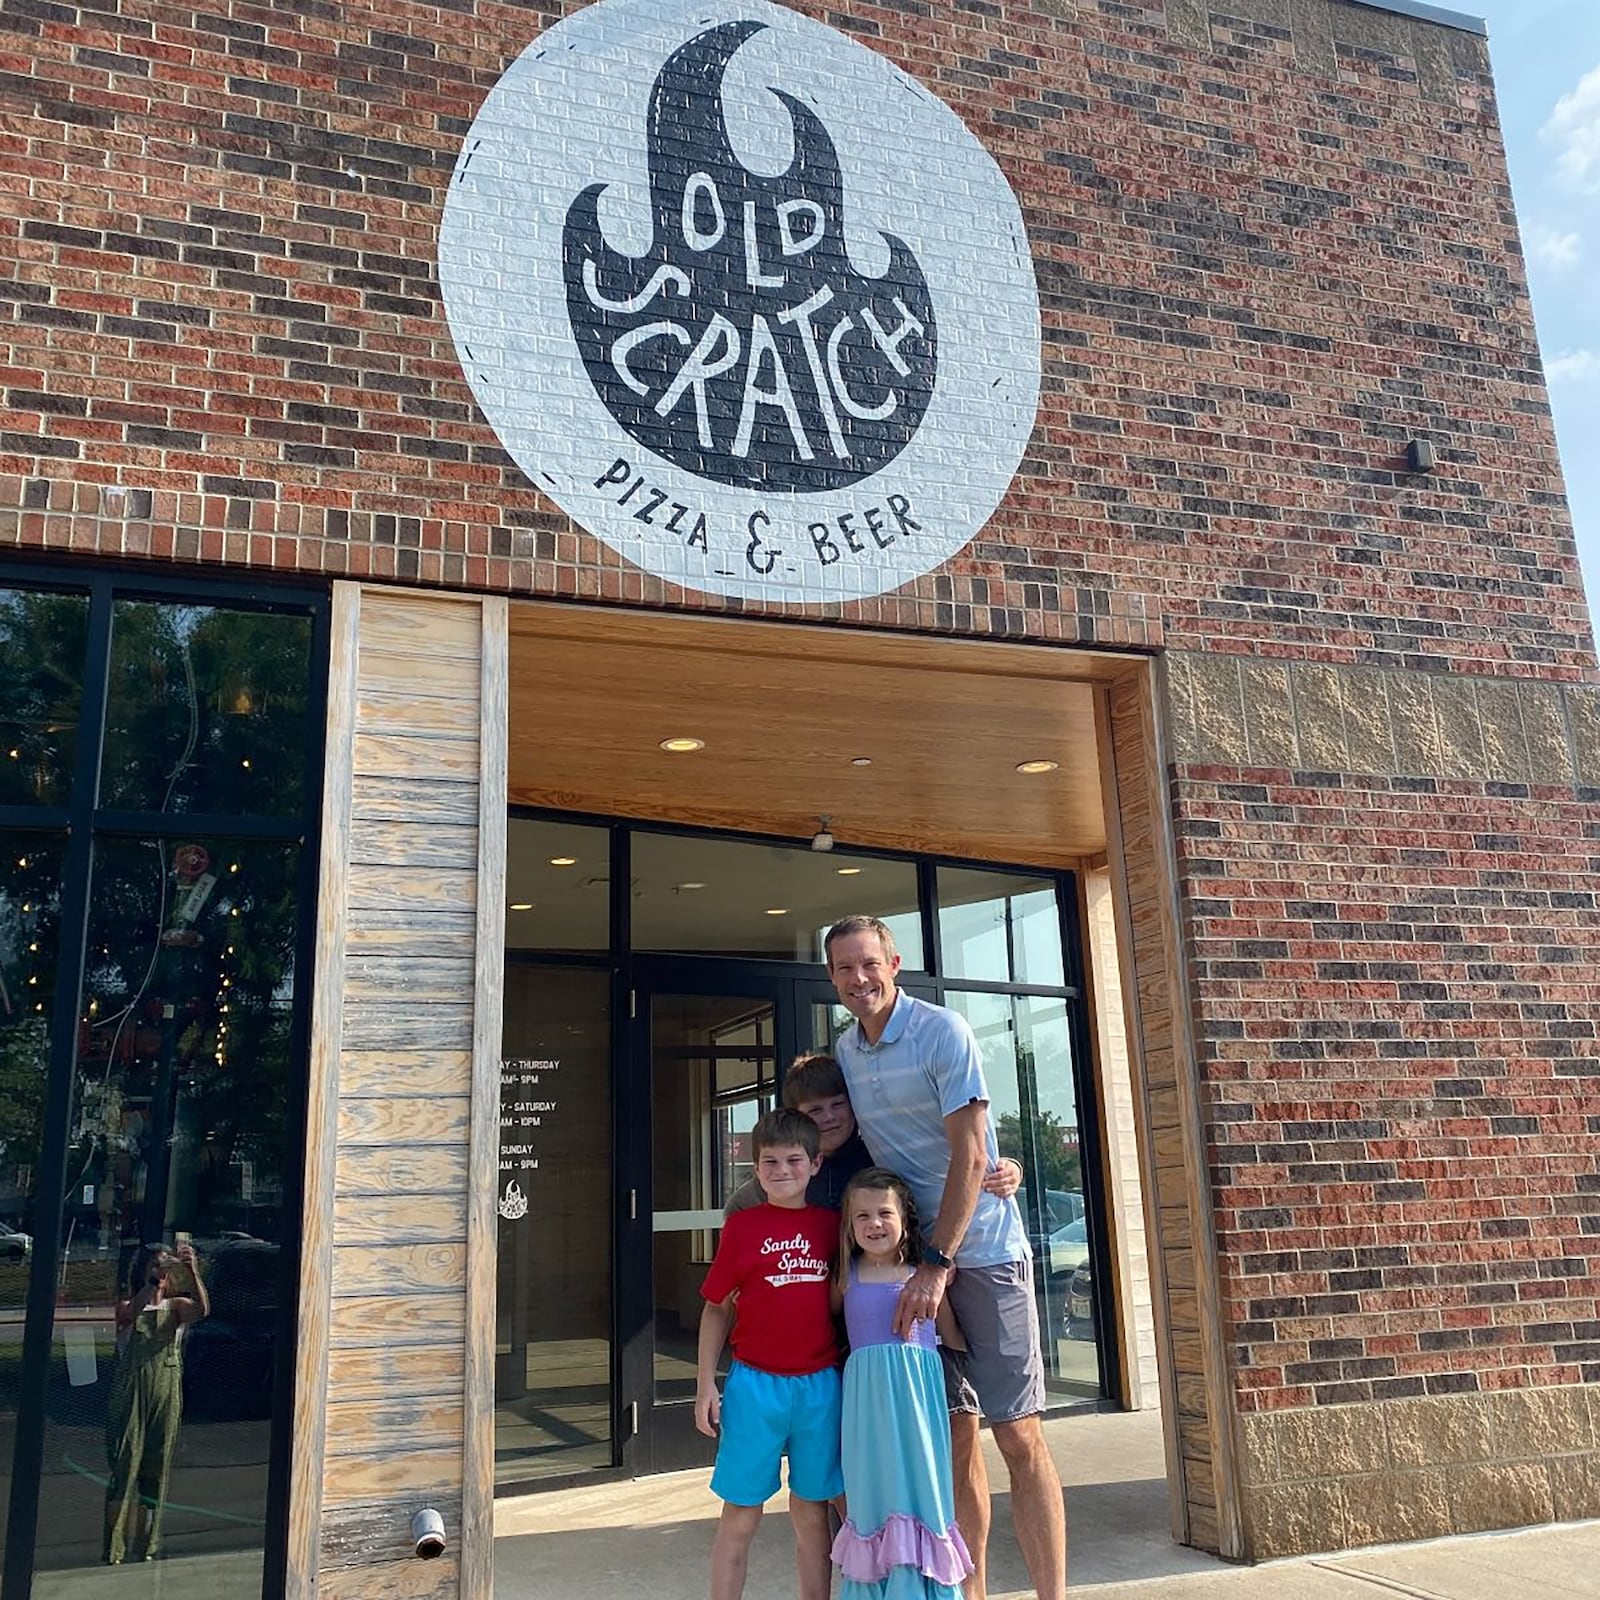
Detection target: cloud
<box><xmin>1526</xmin><ymin>223</ymin><xmax>1584</xmax><ymax>270</ymax></box>
<box><xmin>1546</xmin><ymin>348</ymin><xmax>1600</xmax><ymax>383</ymax></box>
<box><xmin>1542</xmin><ymin>63</ymin><xmax>1600</xmax><ymax>192</ymax></box>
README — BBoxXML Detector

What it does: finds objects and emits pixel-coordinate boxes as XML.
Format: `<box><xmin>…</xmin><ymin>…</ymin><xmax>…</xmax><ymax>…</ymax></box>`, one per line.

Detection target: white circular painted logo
<box><xmin>438</xmin><ymin>0</ymin><xmax>1040</xmax><ymax>603</ymax></box>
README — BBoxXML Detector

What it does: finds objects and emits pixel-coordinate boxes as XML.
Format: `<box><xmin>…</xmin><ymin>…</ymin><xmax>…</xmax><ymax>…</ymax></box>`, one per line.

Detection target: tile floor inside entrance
<box><xmin>495</xmin><ymin>1408</ymin><xmax>1224</xmax><ymax>1598</ymax></box>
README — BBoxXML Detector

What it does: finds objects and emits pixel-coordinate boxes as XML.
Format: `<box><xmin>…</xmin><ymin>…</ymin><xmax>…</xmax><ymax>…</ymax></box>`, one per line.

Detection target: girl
<box><xmin>831</xmin><ymin>1168</ymin><xmax>973</xmax><ymax>1600</ymax></box>
<box><xmin>104</xmin><ymin>1241</ymin><xmax>209</xmax><ymax>1564</ymax></box>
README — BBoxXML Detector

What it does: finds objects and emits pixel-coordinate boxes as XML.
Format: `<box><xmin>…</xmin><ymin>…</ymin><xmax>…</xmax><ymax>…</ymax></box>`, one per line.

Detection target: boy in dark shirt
<box><xmin>696</xmin><ymin>1108</ymin><xmax>842</xmax><ymax>1600</ymax></box>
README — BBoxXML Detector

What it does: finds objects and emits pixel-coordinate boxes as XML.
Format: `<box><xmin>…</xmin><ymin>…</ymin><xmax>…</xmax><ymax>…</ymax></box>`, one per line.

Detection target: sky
<box><xmin>1469</xmin><ymin>0</ymin><xmax>1600</xmax><ymax>621</ymax></box>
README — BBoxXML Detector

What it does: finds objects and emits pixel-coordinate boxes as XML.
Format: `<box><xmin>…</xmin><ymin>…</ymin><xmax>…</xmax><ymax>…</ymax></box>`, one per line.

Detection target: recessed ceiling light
<box><xmin>675</xmin><ymin>881</ymin><xmax>706</xmax><ymax>891</ymax></box>
<box><xmin>509</xmin><ymin>902</ymin><xmax>534</xmax><ymax>911</ymax></box>
<box><xmin>850</xmin><ymin>756</ymin><xmax>873</xmax><ymax>767</ymax></box>
<box><xmin>765</xmin><ymin>907</ymin><xmax>788</xmax><ymax>916</ymax></box>
<box><xmin>549</xmin><ymin>856</ymin><xmax>577</xmax><ymax>866</ymax></box>
<box><xmin>1016</xmin><ymin>759</ymin><xmax>1059</xmax><ymax>774</ymax></box>
<box><xmin>660</xmin><ymin>736</ymin><xmax>705</xmax><ymax>752</ymax></box>
<box><xmin>836</xmin><ymin>866</ymin><xmax>863</xmax><ymax>876</ymax></box>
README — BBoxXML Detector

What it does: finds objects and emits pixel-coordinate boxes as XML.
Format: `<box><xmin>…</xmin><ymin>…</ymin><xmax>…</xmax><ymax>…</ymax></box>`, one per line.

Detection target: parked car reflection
<box><xmin>0</xmin><ymin>1222</ymin><xmax>30</xmax><ymax>1261</ymax></box>
<box><xmin>181</xmin><ymin>1237</ymin><xmax>279</xmax><ymax>1423</ymax></box>
<box><xmin>1046</xmin><ymin>1215</ymin><xmax>1091</xmax><ymax>1279</ymax></box>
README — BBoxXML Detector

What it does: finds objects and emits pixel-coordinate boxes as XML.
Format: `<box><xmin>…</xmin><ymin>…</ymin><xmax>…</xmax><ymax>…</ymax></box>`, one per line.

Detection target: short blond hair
<box><xmin>823</xmin><ymin>915</ymin><xmax>897</xmax><ymax>966</ymax></box>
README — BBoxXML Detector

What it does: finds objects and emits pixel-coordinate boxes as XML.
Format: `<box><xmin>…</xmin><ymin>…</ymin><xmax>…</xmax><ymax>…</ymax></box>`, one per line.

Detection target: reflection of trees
<box><xmin>73</xmin><ymin>839</ymin><xmax>301</xmax><ymax>1242</ymax></box>
<box><xmin>100</xmin><ymin>603</ymin><xmax>312</xmax><ymax>817</ymax></box>
<box><xmin>997</xmin><ymin>1108</ymin><xmax>1082</xmax><ymax>1194</ymax></box>
<box><xmin>0</xmin><ymin>590</ymin><xmax>89</xmax><ymax>807</ymax></box>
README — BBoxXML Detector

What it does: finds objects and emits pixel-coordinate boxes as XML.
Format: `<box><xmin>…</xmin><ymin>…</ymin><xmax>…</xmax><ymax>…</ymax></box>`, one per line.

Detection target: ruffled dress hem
<box><xmin>831</xmin><ymin>1512</ymin><xmax>974</xmax><ymax>1586</ymax></box>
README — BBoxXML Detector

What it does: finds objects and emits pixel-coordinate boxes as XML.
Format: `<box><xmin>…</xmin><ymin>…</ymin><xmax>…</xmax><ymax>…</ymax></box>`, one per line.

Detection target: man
<box><xmin>825</xmin><ymin>914</ymin><xmax>1067</xmax><ymax>1600</ymax></box>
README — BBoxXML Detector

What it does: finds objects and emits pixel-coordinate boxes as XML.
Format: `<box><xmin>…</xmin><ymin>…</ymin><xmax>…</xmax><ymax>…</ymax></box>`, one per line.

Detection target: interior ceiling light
<box><xmin>850</xmin><ymin>756</ymin><xmax>872</xmax><ymax>767</ymax></box>
<box><xmin>549</xmin><ymin>856</ymin><xmax>577</xmax><ymax>866</ymax></box>
<box><xmin>509</xmin><ymin>902</ymin><xmax>534</xmax><ymax>911</ymax></box>
<box><xmin>660</xmin><ymin>736</ymin><xmax>705</xmax><ymax>752</ymax></box>
<box><xmin>675</xmin><ymin>881</ymin><xmax>706</xmax><ymax>891</ymax></box>
<box><xmin>836</xmin><ymin>866</ymin><xmax>863</xmax><ymax>876</ymax></box>
<box><xmin>765</xmin><ymin>907</ymin><xmax>788</xmax><ymax>916</ymax></box>
<box><xmin>810</xmin><ymin>814</ymin><xmax>835</xmax><ymax>853</ymax></box>
<box><xmin>1016</xmin><ymin>759</ymin><xmax>1059</xmax><ymax>774</ymax></box>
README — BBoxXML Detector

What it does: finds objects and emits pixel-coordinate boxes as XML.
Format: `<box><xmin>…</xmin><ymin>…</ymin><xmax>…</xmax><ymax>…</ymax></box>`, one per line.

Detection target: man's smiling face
<box><xmin>827</xmin><ymin>928</ymin><xmax>901</xmax><ymax>1032</ymax></box>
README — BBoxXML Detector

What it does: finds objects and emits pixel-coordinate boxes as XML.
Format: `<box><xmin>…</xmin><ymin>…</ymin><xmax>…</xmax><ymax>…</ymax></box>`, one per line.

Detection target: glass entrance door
<box><xmin>630</xmin><ymin>969</ymin><xmax>792</xmax><ymax>1473</ymax></box>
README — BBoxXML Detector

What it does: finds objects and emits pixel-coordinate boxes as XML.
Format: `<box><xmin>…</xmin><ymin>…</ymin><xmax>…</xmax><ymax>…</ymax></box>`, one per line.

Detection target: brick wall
<box><xmin>2</xmin><ymin>0</ymin><xmax>1588</xmax><ymax>665</ymax></box>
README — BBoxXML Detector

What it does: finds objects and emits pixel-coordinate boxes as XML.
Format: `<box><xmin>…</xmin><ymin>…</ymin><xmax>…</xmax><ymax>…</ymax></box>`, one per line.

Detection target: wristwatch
<box><xmin>924</xmin><ymin>1244</ymin><xmax>954</xmax><ymax>1270</ymax></box>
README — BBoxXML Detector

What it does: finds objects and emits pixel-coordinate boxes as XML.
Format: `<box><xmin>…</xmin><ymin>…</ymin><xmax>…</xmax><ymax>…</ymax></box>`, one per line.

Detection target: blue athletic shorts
<box><xmin>709</xmin><ymin>1360</ymin><xmax>844</xmax><ymax>1506</ymax></box>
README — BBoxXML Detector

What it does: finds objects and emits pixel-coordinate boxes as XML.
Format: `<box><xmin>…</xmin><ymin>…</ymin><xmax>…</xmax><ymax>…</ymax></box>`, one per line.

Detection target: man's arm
<box><xmin>893</xmin><ymin>1101</ymin><xmax>989</xmax><ymax>1337</ymax></box>
<box><xmin>694</xmin><ymin>1295</ymin><xmax>735</xmax><ymax>1437</ymax></box>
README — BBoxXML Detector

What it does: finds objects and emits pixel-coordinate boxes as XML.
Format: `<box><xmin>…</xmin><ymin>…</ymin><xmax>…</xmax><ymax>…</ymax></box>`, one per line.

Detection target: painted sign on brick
<box><xmin>439</xmin><ymin>0</ymin><xmax>1040</xmax><ymax>603</ymax></box>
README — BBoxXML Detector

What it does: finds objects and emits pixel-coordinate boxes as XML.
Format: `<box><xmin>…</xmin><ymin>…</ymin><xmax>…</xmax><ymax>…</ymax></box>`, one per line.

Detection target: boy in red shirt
<box><xmin>695</xmin><ymin>1107</ymin><xmax>842</xmax><ymax>1600</ymax></box>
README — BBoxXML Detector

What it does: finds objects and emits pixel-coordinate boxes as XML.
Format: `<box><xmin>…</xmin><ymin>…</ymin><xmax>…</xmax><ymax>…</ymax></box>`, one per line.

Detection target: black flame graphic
<box><xmin>563</xmin><ymin>21</ymin><xmax>937</xmax><ymax>491</ymax></box>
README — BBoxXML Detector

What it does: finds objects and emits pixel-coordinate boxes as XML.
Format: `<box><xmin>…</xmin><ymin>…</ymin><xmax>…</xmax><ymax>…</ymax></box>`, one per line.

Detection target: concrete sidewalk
<box><xmin>493</xmin><ymin>1409</ymin><xmax>1599</xmax><ymax>1598</ymax></box>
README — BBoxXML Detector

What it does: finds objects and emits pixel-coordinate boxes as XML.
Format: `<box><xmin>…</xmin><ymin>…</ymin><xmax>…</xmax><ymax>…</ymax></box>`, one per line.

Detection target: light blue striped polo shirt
<box><xmin>835</xmin><ymin>990</ymin><xmax>1028</xmax><ymax>1269</ymax></box>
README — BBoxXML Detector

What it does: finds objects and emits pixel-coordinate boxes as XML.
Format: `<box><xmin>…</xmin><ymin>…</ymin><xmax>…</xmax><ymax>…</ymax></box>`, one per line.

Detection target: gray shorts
<box><xmin>941</xmin><ymin>1257</ymin><xmax>1046</xmax><ymax>1423</ymax></box>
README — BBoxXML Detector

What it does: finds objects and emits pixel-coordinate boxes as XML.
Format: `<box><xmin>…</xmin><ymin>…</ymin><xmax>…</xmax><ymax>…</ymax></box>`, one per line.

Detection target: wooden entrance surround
<box><xmin>290</xmin><ymin>588</ymin><xmax>1241</xmax><ymax>1599</ymax></box>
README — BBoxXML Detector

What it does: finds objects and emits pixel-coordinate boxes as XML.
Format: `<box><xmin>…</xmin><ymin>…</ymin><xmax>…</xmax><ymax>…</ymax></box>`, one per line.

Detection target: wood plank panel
<box><xmin>349</xmin><ymin>820</ymin><xmax>479</xmax><ymax>872</ymax></box>
<box><xmin>351</xmin><ymin>774</ymin><xmax>479</xmax><ymax>826</ymax></box>
<box><xmin>289</xmin><ymin>580</ymin><xmax>361</xmax><ymax>1600</ymax></box>
<box><xmin>327</xmin><ymin>1344</ymin><xmax>468</xmax><ymax>1401</ymax></box>
<box><xmin>360</xmin><ymin>593</ymin><xmax>483</xmax><ymax>660</ymax></box>
<box><xmin>340</xmin><ymin>1004</ymin><xmax>475</xmax><ymax>1053</ymax></box>
<box><xmin>357</xmin><ymin>647</ymin><xmax>483</xmax><ymax>701</ymax></box>
<box><xmin>331</xmin><ymin>1192</ymin><xmax>469</xmax><ymax>1248</ymax></box>
<box><xmin>354</xmin><ymin>730</ymin><xmax>482</xmax><ymax>782</ymax></box>
<box><xmin>462</xmin><ymin>595</ymin><xmax>509</xmax><ymax>1600</ymax></box>
<box><xmin>332</xmin><ymin>1242</ymin><xmax>468</xmax><ymax>1298</ymax></box>
<box><xmin>321</xmin><ymin>1502</ymin><xmax>463</xmax><ymax>1569</ymax></box>
<box><xmin>357</xmin><ymin>687</ymin><xmax>484</xmax><ymax>738</ymax></box>
<box><xmin>507</xmin><ymin>600</ymin><xmax>1116</xmax><ymax>863</ymax></box>
<box><xmin>339</xmin><ymin>1050</ymin><xmax>473</xmax><ymax>1100</ymax></box>
<box><xmin>348</xmin><ymin>863</ymin><xmax>478</xmax><ymax>914</ymax></box>
<box><xmin>337</xmin><ymin>1096</ymin><xmax>471</xmax><ymax>1148</ymax></box>
<box><xmin>344</xmin><ymin>957</ymin><xmax>476</xmax><ymax>1006</ymax></box>
<box><xmin>326</xmin><ymin>1397</ymin><xmax>467</xmax><ymax>1456</ymax></box>
<box><xmin>319</xmin><ymin>1557</ymin><xmax>461</xmax><ymax>1598</ymax></box>
<box><xmin>320</xmin><ymin>1446</ymin><xmax>468</xmax><ymax>1507</ymax></box>
<box><xmin>335</xmin><ymin>1145</ymin><xmax>470</xmax><ymax>1197</ymax></box>
<box><xmin>329</xmin><ymin>1292</ymin><xmax>467</xmax><ymax>1347</ymax></box>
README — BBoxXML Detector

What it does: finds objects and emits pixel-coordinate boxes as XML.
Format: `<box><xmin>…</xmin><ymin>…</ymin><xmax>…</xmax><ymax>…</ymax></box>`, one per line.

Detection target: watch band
<box><xmin>924</xmin><ymin>1244</ymin><xmax>954</xmax><ymax>1269</ymax></box>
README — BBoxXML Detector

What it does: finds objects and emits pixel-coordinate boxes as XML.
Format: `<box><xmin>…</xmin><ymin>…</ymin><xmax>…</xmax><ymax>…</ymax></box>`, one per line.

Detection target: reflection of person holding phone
<box><xmin>104</xmin><ymin>1242</ymin><xmax>209</xmax><ymax>1564</ymax></box>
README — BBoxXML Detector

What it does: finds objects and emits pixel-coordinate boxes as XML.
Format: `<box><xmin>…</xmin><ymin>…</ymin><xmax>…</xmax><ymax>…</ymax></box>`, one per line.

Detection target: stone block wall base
<box><xmin>1237</xmin><ymin>1384</ymin><xmax>1600</xmax><ymax>1559</ymax></box>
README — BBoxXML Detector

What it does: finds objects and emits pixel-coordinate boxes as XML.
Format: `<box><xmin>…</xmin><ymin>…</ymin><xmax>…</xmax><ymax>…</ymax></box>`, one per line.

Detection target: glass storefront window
<box><xmin>938</xmin><ymin>867</ymin><xmax>1065</xmax><ymax>987</ymax></box>
<box><xmin>947</xmin><ymin>988</ymin><xmax>1098</xmax><ymax>1400</ymax></box>
<box><xmin>0</xmin><ymin>834</ymin><xmax>65</xmax><ymax>1564</ymax></box>
<box><xmin>496</xmin><ymin>966</ymin><xmax>613</xmax><ymax>1484</ymax></box>
<box><xmin>99</xmin><ymin>602</ymin><xmax>312</xmax><ymax>817</ymax></box>
<box><xmin>32</xmin><ymin>835</ymin><xmax>301</xmax><ymax>1583</ymax></box>
<box><xmin>505</xmin><ymin>819</ymin><xmax>611</xmax><ymax>952</ymax></box>
<box><xmin>0</xmin><ymin>589</ymin><xmax>88</xmax><ymax>809</ymax></box>
<box><xmin>632</xmin><ymin>832</ymin><xmax>923</xmax><ymax>966</ymax></box>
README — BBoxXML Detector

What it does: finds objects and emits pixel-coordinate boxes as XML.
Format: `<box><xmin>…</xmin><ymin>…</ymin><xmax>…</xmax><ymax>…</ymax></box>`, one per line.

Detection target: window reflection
<box><xmin>505</xmin><ymin>819</ymin><xmax>610</xmax><ymax>952</ymax></box>
<box><xmin>947</xmin><ymin>989</ymin><xmax>1096</xmax><ymax>1400</ymax></box>
<box><xmin>938</xmin><ymin>867</ymin><xmax>1064</xmax><ymax>987</ymax></box>
<box><xmin>0</xmin><ymin>588</ymin><xmax>88</xmax><ymax>808</ymax></box>
<box><xmin>32</xmin><ymin>835</ymin><xmax>299</xmax><ymax>1581</ymax></box>
<box><xmin>100</xmin><ymin>602</ymin><xmax>312</xmax><ymax>817</ymax></box>
<box><xmin>0</xmin><ymin>833</ymin><xmax>64</xmax><ymax>1562</ymax></box>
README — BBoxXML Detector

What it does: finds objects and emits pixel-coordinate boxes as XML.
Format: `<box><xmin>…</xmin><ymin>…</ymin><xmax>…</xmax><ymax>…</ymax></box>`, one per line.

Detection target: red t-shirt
<box><xmin>700</xmin><ymin>1203</ymin><xmax>839</xmax><ymax>1377</ymax></box>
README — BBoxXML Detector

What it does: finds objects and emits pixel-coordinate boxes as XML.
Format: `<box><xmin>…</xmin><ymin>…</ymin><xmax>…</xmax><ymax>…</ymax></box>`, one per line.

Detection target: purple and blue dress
<box><xmin>831</xmin><ymin>1265</ymin><xmax>974</xmax><ymax>1600</ymax></box>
